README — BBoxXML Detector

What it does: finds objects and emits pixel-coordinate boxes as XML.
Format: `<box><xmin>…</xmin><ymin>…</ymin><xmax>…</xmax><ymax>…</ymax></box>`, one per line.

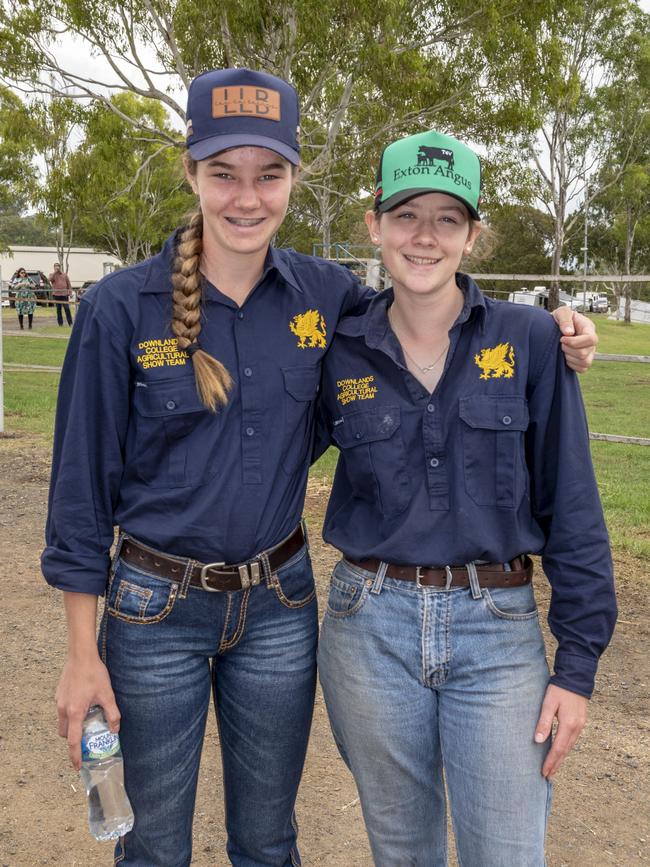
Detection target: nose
<box><xmin>413</xmin><ymin>219</ymin><xmax>439</xmax><ymax>246</ymax></box>
<box><xmin>234</xmin><ymin>180</ymin><xmax>261</xmax><ymax>210</ymax></box>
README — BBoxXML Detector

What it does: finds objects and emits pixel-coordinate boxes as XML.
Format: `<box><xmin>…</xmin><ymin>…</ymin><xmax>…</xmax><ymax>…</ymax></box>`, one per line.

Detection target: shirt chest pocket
<box><xmin>133</xmin><ymin>378</ymin><xmax>212</xmax><ymax>488</ymax></box>
<box><xmin>331</xmin><ymin>406</ymin><xmax>411</xmax><ymax>518</ymax></box>
<box><xmin>281</xmin><ymin>365</ymin><xmax>321</xmax><ymax>476</ymax></box>
<box><xmin>459</xmin><ymin>396</ymin><xmax>529</xmax><ymax>508</ymax></box>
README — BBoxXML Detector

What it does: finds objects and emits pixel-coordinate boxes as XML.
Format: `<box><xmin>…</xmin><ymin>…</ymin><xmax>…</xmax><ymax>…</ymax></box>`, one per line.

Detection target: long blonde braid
<box><xmin>170</xmin><ymin>208</ymin><xmax>233</xmax><ymax>412</ymax></box>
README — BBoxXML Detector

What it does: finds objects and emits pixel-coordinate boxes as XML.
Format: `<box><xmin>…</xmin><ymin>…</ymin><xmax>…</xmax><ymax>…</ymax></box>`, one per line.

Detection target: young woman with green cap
<box><xmin>316</xmin><ymin>129</ymin><xmax>616</xmax><ymax>866</ymax></box>
<box><xmin>44</xmin><ymin>67</ymin><xmax>598</xmax><ymax>866</ymax></box>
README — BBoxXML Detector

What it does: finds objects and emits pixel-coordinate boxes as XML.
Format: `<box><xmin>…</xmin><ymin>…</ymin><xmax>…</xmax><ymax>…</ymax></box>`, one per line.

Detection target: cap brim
<box><xmin>378</xmin><ymin>188</ymin><xmax>480</xmax><ymax>220</ymax></box>
<box><xmin>188</xmin><ymin>134</ymin><xmax>300</xmax><ymax>165</ymax></box>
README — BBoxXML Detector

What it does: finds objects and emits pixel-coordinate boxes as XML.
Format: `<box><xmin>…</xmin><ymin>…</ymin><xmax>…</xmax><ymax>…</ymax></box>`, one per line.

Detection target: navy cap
<box><xmin>186</xmin><ymin>68</ymin><xmax>300</xmax><ymax>165</ymax></box>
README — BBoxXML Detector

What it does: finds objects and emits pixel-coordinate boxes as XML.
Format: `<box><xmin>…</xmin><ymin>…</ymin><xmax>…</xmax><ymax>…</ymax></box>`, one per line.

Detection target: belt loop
<box><xmin>371</xmin><ymin>561</ymin><xmax>388</xmax><ymax>595</ymax></box>
<box><xmin>109</xmin><ymin>531</ymin><xmax>126</xmax><ymax>579</ymax></box>
<box><xmin>466</xmin><ymin>562</ymin><xmax>482</xmax><ymax>600</ymax></box>
<box><xmin>178</xmin><ymin>558</ymin><xmax>196</xmax><ymax>599</ymax></box>
<box><xmin>259</xmin><ymin>551</ymin><xmax>274</xmax><ymax>588</ymax></box>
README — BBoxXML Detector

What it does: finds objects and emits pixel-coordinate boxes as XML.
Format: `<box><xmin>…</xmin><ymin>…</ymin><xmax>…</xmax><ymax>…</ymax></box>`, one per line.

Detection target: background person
<box><xmin>316</xmin><ymin>129</ymin><xmax>616</xmax><ymax>867</ymax></box>
<box><xmin>43</xmin><ymin>70</ymin><xmax>598</xmax><ymax>867</ymax></box>
<box><xmin>11</xmin><ymin>267</ymin><xmax>37</xmax><ymax>329</ymax></box>
<box><xmin>49</xmin><ymin>262</ymin><xmax>73</xmax><ymax>326</ymax></box>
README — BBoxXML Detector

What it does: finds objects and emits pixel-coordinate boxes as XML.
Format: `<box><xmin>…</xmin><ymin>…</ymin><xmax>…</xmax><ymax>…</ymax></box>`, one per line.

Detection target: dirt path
<box><xmin>0</xmin><ymin>433</ymin><xmax>648</xmax><ymax>866</ymax></box>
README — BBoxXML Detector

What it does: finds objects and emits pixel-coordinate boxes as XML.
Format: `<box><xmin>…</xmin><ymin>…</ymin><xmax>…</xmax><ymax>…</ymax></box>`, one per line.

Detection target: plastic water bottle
<box><xmin>80</xmin><ymin>705</ymin><xmax>134</xmax><ymax>841</ymax></box>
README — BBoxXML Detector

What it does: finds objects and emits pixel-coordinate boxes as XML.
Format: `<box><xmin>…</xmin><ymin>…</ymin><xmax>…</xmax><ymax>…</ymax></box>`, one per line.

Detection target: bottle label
<box><xmin>81</xmin><ymin>730</ymin><xmax>120</xmax><ymax>761</ymax></box>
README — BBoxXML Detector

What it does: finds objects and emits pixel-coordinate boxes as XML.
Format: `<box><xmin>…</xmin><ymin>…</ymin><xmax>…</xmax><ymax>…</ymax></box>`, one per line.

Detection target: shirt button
<box><xmin>243</xmin><ymin>367</ymin><xmax>252</xmax><ymax>377</ymax></box>
<box><xmin>502</xmin><ymin>415</ymin><xmax>512</xmax><ymax>425</ymax></box>
<box><xmin>245</xmin><ymin>427</ymin><xmax>255</xmax><ymax>436</ymax></box>
<box><xmin>165</xmin><ymin>400</ymin><xmax>176</xmax><ymax>410</ymax></box>
<box><xmin>427</xmin><ymin>404</ymin><xmax>435</xmax><ymax>413</ymax></box>
<box><xmin>429</xmin><ymin>458</ymin><xmax>439</xmax><ymax>468</ymax></box>
<box><xmin>355</xmin><ymin>432</ymin><xmax>362</xmax><ymax>440</ymax></box>
<box><xmin>237</xmin><ymin>311</ymin><xmax>244</xmax><ymax>320</ymax></box>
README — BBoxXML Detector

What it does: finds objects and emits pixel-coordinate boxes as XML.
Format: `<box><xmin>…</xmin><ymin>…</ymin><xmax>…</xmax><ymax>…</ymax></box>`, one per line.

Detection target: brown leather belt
<box><xmin>120</xmin><ymin>525</ymin><xmax>305</xmax><ymax>592</ymax></box>
<box><xmin>345</xmin><ymin>555</ymin><xmax>533</xmax><ymax>588</ymax></box>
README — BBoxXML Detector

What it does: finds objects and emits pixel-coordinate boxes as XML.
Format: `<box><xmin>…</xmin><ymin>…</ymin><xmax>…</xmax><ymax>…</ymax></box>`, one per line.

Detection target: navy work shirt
<box><xmin>42</xmin><ymin>234</ymin><xmax>371</xmax><ymax>597</ymax></box>
<box><xmin>319</xmin><ymin>276</ymin><xmax>616</xmax><ymax>698</ymax></box>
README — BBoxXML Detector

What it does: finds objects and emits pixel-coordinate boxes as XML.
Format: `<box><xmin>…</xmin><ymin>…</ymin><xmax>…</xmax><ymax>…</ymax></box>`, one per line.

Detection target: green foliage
<box><xmin>470</xmin><ymin>204</ymin><xmax>554</xmax><ymax>277</ymax></box>
<box><xmin>67</xmin><ymin>94</ymin><xmax>195</xmax><ymax>262</ymax></box>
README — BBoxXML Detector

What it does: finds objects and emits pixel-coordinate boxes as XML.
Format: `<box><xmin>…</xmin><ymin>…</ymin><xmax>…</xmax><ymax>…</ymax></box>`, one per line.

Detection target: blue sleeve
<box><xmin>527</xmin><ymin>327</ymin><xmax>617</xmax><ymax>698</ymax></box>
<box><xmin>340</xmin><ymin>274</ymin><xmax>377</xmax><ymax>316</ymax></box>
<box><xmin>41</xmin><ymin>300</ymin><xmax>132</xmax><ymax>595</ymax></box>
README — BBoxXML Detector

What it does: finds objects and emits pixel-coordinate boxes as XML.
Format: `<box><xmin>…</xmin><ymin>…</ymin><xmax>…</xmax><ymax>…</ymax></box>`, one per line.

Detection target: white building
<box><xmin>0</xmin><ymin>245</ymin><xmax>122</xmax><ymax>288</ymax></box>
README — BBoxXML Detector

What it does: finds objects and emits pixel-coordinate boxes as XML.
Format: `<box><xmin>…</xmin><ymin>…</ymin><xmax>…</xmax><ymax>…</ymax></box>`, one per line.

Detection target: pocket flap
<box><xmin>282</xmin><ymin>365</ymin><xmax>320</xmax><ymax>401</ymax></box>
<box><xmin>134</xmin><ymin>377</ymin><xmax>205</xmax><ymax>418</ymax></box>
<box><xmin>331</xmin><ymin>406</ymin><xmax>402</xmax><ymax>447</ymax></box>
<box><xmin>459</xmin><ymin>396</ymin><xmax>529</xmax><ymax>431</ymax></box>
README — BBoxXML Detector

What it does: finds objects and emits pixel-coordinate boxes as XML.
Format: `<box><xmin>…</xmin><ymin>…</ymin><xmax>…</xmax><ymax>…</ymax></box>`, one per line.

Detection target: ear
<box><xmin>185</xmin><ymin>164</ymin><xmax>199</xmax><ymax>195</ymax></box>
<box><xmin>365</xmin><ymin>210</ymin><xmax>380</xmax><ymax>244</ymax></box>
<box><xmin>464</xmin><ymin>223</ymin><xmax>481</xmax><ymax>255</ymax></box>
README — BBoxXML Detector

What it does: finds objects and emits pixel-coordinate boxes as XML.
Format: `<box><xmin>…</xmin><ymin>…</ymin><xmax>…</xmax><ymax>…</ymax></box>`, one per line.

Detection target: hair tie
<box><xmin>185</xmin><ymin>342</ymin><xmax>202</xmax><ymax>358</ymax></box>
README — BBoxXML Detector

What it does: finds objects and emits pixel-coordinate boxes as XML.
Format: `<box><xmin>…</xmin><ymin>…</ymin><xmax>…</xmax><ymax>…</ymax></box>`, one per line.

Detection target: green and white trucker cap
<box><xmin>374</xmin><ymin>129</ymin><xmax>481</xmax><ymax>219</ymax></box>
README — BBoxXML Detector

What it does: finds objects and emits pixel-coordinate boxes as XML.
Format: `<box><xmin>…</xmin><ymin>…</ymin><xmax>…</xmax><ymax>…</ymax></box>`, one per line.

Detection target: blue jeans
<box><xmin>100</xmin><ymin>541</ymin><xmax>318</xmax><ymax>866</ymax></box>
<box><xmin>318</xmin><ymin>559</ymin><xmax>552</xmax><ymax>867</ymax></box>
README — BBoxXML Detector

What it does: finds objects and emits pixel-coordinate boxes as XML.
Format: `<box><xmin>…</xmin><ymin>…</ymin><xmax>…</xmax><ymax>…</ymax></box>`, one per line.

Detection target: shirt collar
<box><xmin>335</xmin><ymin>272</ymin><xmax>487</xmax><ymax>347</ymax></box>
<box><xmin>140</xmin><ymin>233</ymin><xmax>303</xmax><ymax>297</ymax></box>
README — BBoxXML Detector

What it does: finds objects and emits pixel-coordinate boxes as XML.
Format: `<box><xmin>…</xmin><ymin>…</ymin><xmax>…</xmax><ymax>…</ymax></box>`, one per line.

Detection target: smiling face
<box><xmin>366</xmin><ymin>192</ymin><xmax>480</xmax><ymax>302</ymax></box>
<box><xmin>185</xmin><ymin>146</ymin><xmax>295</xmax><ymax>263</ymax></box>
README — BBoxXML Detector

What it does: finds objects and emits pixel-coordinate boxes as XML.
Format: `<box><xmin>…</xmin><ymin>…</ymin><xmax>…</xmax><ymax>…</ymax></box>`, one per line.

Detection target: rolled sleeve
<box><xmin>527</xmin><ymin>328</ymin><xmax>617</xmax><ymax>698</ymax></box>
<box><xmin>41</xmin><ymin>300</ymin><xmax>132</xmax><ymax>595</ymax></box>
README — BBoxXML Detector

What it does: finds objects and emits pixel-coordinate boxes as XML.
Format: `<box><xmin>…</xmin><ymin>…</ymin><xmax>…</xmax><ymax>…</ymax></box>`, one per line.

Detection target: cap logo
<box><xmin>392</xmin><ymin>145</ymin><xmax>471</xmax><ymax>192</ymax></box>
<box><xmin>417</xmin><ymin>145</ymin><xmax>454</xmax><ymax>171</ymax></box>
<box><xmin>212</xmin><ymin>86</ymin><xmax>281</xmax><ymax>121</ymax></box>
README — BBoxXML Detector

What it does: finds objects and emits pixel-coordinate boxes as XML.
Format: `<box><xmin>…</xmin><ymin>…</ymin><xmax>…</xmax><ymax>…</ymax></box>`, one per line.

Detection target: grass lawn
<box><xmin>2</xmin><ymin>305</ymin><xmax>78</xmax><ymax>336</ymax></box>
<box><xmin>3</xmin><ymin>335</ymin><xmax>68</xmax><ymax>367</ymax></box>
<box><xmin>2</xmin><ymin>317</ymin><xmax>648</xmax><ymax>556</ymax></box>
<box><xmin>2</xmin><ymin>371</ymin><xmax>60</xmax><ymax>437</ymax></box>
<box><xmin>580</xmin><ymin>361</ymin><xmax>650</xmax><ymax>439</ymax></box>
<box><xmin>591</xmin><ymin>315</ymin><xmax>650</xmax><ymax>356</ymax></box>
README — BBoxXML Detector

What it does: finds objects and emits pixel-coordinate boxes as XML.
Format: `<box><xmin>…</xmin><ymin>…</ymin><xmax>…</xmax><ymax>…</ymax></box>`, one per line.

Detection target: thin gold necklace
<box><xmin>388</xmin><ymin>307</ymin><xmax>449</xmax><ymax>373</ymax></box>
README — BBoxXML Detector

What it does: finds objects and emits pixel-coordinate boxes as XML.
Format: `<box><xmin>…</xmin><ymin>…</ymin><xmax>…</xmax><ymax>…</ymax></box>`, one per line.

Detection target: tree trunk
<box><xmin>623</xmin><ymin>204</ymin><xmax>634</xmax><ymax>325</ymax></box>
<box><xmin>549</xmin><ymin>225</ymin><xmax>564</xmax><ymax>310</ymax></box>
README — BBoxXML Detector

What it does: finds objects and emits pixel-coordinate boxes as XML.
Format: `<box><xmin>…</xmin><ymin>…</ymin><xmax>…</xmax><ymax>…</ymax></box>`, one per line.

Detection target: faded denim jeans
<box><xmin>100</xmin><ymin>542</ymin><xmax>318</xmax><ymax>866</ymax></box>
<box><xmin>318</xmin><ymin>558</ymin><xmax>552</xmax><ymax>867</ymax></box>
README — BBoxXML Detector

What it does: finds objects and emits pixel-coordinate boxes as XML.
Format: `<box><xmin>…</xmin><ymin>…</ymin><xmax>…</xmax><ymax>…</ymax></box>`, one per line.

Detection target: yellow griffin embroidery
<box><xmin>474</xmin><ymin>342</ymin><xmax>515</xmax><ymax>380</ymax></box>
<box><xmin>289</xmin><ymin>309</ymin><xmax>327</xmax><ymax>349</ymax></box>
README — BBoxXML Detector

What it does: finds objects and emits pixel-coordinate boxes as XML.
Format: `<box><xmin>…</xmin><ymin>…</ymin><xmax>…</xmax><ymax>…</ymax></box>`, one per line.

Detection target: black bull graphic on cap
<box><xmin>417</xmin><ymin>146</ymin><xmax>454</xmax><ymax>171</ymax></box>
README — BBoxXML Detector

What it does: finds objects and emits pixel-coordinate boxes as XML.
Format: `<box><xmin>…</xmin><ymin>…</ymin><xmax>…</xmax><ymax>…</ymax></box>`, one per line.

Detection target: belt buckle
<box><xmin>200</xmin><ymin>561</ymin><xmax>226</xmax><ymax>592</ymax></box>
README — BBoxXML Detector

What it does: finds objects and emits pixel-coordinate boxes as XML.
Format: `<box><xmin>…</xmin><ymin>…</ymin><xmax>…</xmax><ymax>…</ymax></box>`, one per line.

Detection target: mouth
<box><xmin>403</xmin><ymin>254</ymin><xmax>441</xmax><ymax>266</ymax></box>
<box><xmin>226</xmin><ymin>217</ymin><xmax>265</xmax><ymax>227</ymax></box>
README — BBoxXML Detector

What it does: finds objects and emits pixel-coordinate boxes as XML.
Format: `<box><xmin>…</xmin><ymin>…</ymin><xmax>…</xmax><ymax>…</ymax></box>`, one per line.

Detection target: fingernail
<box><xmin>535</xmin><ymin>732</ymin><xmax>546</xmax><ymax>743</ymax></box>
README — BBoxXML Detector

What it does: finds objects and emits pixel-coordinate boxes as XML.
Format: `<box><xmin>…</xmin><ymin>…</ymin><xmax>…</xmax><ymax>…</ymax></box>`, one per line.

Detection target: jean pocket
<box><xmin>482</xmin><ymin>583</ymin><xmax>538</xmax><ymax>621</ymax></box>
<box><xmin>270</xmin><ymin>546</ymin><xmax>316</xmax><ymax>609</ymax></box>
<box><xmin>459</xmin><ymin>395</ymin><xmax>529</xmax><ymax>508</ymax></box>
<box><xmin>325</xmin><ymin>565</ymin><xmax>371</xmax><ymax>620</ymax></box>
<box><xmin>106</xmin><ymin>560</ymin><xmax>178</xmax><ymax>624</ymax></box>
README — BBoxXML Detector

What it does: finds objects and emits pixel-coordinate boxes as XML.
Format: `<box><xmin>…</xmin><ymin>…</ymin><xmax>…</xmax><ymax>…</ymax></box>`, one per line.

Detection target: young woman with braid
<box><xmin>43</xmin><ymin>68</ymin><xmax>598</xmax><ymax>867</ymax></box>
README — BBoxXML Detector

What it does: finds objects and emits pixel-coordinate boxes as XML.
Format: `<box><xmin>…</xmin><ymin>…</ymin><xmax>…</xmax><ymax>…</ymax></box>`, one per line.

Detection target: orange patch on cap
<box><xmin>212</xmin><ymin>86</ymin><xmax>281</xmax><ymax>121</ymax></box>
